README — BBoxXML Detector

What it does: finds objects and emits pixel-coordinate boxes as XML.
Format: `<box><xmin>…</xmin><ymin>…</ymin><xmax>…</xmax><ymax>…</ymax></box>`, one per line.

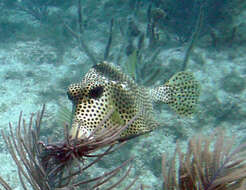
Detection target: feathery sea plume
<box><xmin>162</xmin><ymin>130</ymin><xmax>246</xmax><ymax>190</ymax></box>
<box><xmin>0</xmin><ymin>105</ymin><xmax>137</xmax><ymax>190</ymax></box>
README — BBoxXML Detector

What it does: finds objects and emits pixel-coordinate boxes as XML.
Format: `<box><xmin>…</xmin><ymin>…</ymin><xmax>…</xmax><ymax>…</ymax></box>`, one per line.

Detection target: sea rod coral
<box><xmin>0</xmin><ymin>105</ymin><xmax>138</xmax><ymax>189</ymax></box>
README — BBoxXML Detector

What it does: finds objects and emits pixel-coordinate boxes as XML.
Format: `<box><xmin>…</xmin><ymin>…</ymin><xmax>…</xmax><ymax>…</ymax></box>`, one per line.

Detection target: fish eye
<box><xmin>89</xmin><ymin>86</ymin><xmax>104</xmax><ymax>99</ymax></box>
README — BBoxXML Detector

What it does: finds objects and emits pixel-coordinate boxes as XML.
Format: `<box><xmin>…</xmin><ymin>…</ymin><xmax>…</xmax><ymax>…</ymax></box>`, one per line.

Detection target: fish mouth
<box><xmin>69</xmin><ymin>123</ymin><xmax>92</xmax><ymax>140</ymax></box>
<box><xmin>67</xmin><ymin>91</ymin><xmax>73</xmax><ymax>101</ymax></box>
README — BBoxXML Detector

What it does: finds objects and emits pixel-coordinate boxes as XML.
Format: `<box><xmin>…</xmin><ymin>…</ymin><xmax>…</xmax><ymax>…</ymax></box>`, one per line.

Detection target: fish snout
<box><xmin>67</xmin><ymin>83</ymin><xmax>82</xmax><ymax>102</ymax></box>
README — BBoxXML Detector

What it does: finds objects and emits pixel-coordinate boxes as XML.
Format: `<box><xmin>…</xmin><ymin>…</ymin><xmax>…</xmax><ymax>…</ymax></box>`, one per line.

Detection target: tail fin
<box><xmin>152</xmin><ymin>72</ymin><xmax>200</xmax><ymax>116</ymax></box>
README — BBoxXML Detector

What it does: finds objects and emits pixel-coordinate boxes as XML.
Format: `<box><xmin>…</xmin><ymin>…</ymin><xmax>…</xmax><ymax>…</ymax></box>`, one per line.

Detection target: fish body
<box><xmin>67</xmin><ymin>61</ymin><xmax>200</xmax><ymax>140</ymax></box>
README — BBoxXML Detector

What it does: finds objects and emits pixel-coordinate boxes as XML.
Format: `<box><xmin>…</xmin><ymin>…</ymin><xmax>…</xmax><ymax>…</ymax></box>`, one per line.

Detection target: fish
<box><xmin>67</xmin><ymin>61</ymin><xmax>200</xmax><ymax>141</ymax></box>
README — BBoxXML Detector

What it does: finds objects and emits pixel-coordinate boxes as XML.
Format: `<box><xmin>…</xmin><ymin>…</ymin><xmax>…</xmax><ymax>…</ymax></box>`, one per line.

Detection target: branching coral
<box><xmin>0</xmin><ymin>105</ymin><xmax>137</xmax><ymax>190</ymax></box>
<box><xmin>162</xmin><ymin>130</ymin><xmax>246</xmax><ymax>190</ymax></box>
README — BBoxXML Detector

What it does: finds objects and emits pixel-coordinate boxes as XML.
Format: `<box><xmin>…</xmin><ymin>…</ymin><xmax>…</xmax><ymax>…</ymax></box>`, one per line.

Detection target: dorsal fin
<box><xmin>93</xmin><ymin>61</ymin><xmax>136</xmax><ymax>86</ymax></box>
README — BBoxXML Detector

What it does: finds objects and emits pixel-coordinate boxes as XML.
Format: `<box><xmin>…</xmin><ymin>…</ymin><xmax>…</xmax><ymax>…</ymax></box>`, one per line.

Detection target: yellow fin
<box><xmin>111</xmin><ymin>109</ymin><xmax>125</xmax><ymax>125</ymax></box>
<box><xmin>56</xmin><ymin>105</ymin><xmax>74</xmax><ymax>127</ymax></box>
<box><xmin>152</xmin><ymin>71</ymin><xmax>200</xmax><ymax>116</ymax></box>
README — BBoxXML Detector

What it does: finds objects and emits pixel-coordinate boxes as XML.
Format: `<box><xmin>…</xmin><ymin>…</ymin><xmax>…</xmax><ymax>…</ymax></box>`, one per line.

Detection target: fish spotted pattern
<box><xmin>67</xmin><ymin>61</ymin><xmax>200</xmax><ymax>141</ymax></box>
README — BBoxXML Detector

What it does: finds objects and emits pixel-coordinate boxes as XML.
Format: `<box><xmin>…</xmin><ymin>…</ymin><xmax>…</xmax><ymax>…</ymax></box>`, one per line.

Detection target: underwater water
<box><xmin>1</xmin><ymin>0</ymin><xmax>246</xmax><ymax>189</ymax></box>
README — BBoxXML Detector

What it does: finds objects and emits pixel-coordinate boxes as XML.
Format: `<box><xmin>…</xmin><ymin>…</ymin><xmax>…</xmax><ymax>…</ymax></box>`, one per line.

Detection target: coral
<box><xmin>162</xmin><ymin>130</ymin><xmax>246</xmax><ymax>190</ymax></box>
<box><xmin>0</xmin><ymin>105</ymin><xmax>137</xmax><ymax>190</ymax></box>
<box><xmin>151</xmin><ymin>8</ymin><xmax>167</xmax><ymax>23</ymax></box>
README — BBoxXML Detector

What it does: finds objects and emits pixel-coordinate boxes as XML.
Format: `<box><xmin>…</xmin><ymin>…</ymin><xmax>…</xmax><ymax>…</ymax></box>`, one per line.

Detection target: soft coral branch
<box><xmin>162</xmin><ymin>130</ymin><xmax>246</xmax><ymax>190</ymax></box>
